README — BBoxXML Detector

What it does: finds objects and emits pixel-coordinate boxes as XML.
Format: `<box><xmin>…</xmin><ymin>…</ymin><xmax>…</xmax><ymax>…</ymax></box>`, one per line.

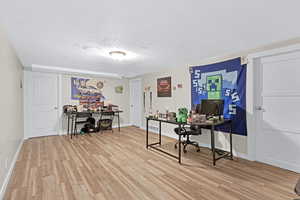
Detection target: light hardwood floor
<box><xmin>4</xmin><ymin>126</ymin><xmax>299</xmax><ymax>200</ymax></box>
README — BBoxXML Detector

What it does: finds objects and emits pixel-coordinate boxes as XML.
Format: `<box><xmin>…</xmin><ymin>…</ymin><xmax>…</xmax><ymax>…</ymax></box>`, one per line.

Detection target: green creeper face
<box><xmin>178</xmin><ymin>108</ymin><xmax>188</xmax><ymax>115</ymax></box>
<box><xmin>207</xmin><ymin>75</ymin><xmax>222</xmax><ymax>99</ymax></box>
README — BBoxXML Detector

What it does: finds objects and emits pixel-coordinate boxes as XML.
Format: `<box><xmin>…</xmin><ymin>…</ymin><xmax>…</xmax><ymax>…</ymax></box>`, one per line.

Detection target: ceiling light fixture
<box><xmin>109</xmin><ymin>50</ymin><xmax>127</xmax><ymax>60</ymax></box>
<box><xmin>80</xmin><ymin>44</ymin><xmax>138</xmax><ymax>60</ymax></box>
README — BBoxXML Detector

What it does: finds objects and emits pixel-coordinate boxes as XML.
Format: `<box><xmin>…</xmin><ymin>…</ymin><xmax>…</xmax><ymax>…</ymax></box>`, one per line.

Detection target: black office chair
<box><xmin>173</xmin><ymin>103</ymin><xmax>203</xmax><ymax>153</ymax></box>
<box><xmin>174</xmin><ymin>125</ymin><xmax>201</xmax><ymax>153</ymax></box>
<box><xmin>295</xmin><ymin>178</ymin><xmax>300</xmax><ymax>196</ymax></box>
<box><xmin>98</xmin><ymin>111</ymin><xmax>115</xmax><ymax>133</ymax></box>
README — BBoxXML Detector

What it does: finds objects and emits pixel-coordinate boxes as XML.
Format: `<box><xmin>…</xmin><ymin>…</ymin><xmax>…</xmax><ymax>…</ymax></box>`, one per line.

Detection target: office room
<box><xmin>1</xmin><ymin>0</ymin><xmax>300</xmax><ymax>199</ymax></box>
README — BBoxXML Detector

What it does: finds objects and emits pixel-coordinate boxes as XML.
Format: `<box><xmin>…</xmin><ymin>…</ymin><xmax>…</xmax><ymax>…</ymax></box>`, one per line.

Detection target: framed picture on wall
<box><xmin>115</xmin><ymin>85</ymin><xmax>124</xmax><ymax>94</ymax></box>
<box><xmin>157</xmin><ymin>76</ymin><xmax>171</xmax><ymax>97</ymax></box>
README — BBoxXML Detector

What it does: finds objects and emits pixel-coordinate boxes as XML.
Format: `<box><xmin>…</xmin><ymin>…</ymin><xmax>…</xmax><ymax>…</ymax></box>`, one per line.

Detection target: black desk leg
<box><xmin>117</xmin><ymin>113</ymin><xmax>121</xmax><ymax>132</ymax></box>
<box><xmin>178</xmin><ymin>125</ymin><xmax>182</xmax><ymax>164</ymax></box>
<box><xmin>67</xmin><ymin>115</ymin><xmax>70</xmax><ymax>136</ymax></box>
<box><xmin>159</xmin><ymin>121</ymin><xmax>162</xmax><ymax>145</ymax></box>
<box><xmin>146</xmin><ymin>118</ymin><xmax>149</xmax><ymax>149</ymax></box>
<box><xmin>230</xmin><ymin>122</ymin><xmax>233</xmax><ymax>159</ymax></box>
<box><xmin>70</xmin><ymin>116</ymin><xmax>74</xmax><ymax>139</ymax></box>
<box><xmin>211</xmin><ymin>125</ymin><xmax>216</xmax><ymax>166</ymax></box>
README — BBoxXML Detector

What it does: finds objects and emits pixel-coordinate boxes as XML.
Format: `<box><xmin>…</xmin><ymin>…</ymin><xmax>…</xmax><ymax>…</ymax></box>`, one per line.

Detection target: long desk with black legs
<box><xmin>146</xmin><ymin>117</ymin><xmax>233</xmax><ymax>165</ymax></box>
<box><xmin>146</xmin><ymin>118</ymin><xmax>184</xmax><ymax>164</ymax></box>
<box><xmin>65</xmin><ymin>110</ymin><xmax>123</xmax><ymax>138</ymax></box>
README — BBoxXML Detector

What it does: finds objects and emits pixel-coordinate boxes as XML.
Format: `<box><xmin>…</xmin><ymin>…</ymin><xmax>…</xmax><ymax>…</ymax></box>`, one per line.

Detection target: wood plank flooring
<box><xmin>4</xmin><ymin>126</ymin><xmax>299</xmax><ymax>200</ymax></box>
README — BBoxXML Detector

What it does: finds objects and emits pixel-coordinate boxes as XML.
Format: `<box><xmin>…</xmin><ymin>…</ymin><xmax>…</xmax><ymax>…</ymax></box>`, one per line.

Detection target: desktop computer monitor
<box><xmin>200</xmin><ymin>99</ymin><xmax>224</xmax><ymax>117</ymax></box>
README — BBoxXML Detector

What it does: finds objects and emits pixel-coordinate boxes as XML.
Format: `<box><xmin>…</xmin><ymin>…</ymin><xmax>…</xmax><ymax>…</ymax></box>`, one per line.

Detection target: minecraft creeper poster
<box><xmin>190</xmin><ymin>57</ymin><xmax>247</xmax><ymax>136</ymax></box>
<box><xmin>207</xmin><ymin>75</ymin><xmax>222</xmax><ymax>99</ymax></box>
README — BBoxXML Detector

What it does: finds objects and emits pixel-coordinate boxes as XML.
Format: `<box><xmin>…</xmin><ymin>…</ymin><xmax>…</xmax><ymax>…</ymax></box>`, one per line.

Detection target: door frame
<box><xmin>247</xmin><ymin>43</ymin><xmax>300</xmax><ymax>161</ymax></box>
<box><xmin>129</xmin><ymin>78</ymin><xmax>143</xmax><ymax>127</ymax></box>
<box><xmin>24</xmin><ymin>71</ymin><xmax>60</xmax><ymax>139</ymax></box>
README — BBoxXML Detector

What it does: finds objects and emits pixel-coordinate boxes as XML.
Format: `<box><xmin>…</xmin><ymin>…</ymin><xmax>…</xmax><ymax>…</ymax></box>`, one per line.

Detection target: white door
<box><xmin>31</xmin><ymin>72</ymin><xmax>59</xmax><ymax>138</ymax></box>
<box><xmin>130</xmin><ymin>79</ymin><xmax>142</xmax><ymax>127</ymax></box>
<box><xmin>255</xmin><ymin>50</ymin><xmax>300</xmax><ymax>173</ymax></box>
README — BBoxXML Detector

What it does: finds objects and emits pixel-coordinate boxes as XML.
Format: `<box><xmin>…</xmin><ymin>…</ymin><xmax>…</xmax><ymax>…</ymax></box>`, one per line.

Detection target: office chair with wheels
<box><xmin>295</xmin><ymin>178</ymin><xmax>300</xmax><ymax>196</ymax></box>
<box><xmin>73</xmin><ymin>112</ymin><xmax>93</xmax><ymax>137</ymax></box>
<box><xmin>174</xmin><ymin>125</ymin><xmax>201</xmax><ymax>153</ymax></box>
<box><xmin>98</xmin><ymin>111</ymin><xmax>115</xmax><ymax>133</ymax></box>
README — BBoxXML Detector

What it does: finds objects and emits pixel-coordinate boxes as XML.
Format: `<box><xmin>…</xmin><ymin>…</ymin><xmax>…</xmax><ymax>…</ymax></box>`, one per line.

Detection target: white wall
<box><xmin>138</xmin><ymin>38</ymin><xmax>300</xmax><ymax>158</ymax></box>
<box><xmin>60</xmin><ymin>74</ymin><xmax>130</xmax><ymax>133</ymax></box>
<box><xmin>0</xmin><ymin>26</ymin><xmax>23</xmax><ymax>197</ymax></box>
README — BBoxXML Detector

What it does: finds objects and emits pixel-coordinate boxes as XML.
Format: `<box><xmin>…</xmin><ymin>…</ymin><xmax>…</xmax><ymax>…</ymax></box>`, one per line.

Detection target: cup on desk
<box><xmin>199</xmin><ymin>115</ymin><xmax>206</xmax><ymax>122</ymax></box>
<box><xmin>77</xmin><ymin>105</ymin><xmax>84</xmax><ymax>112</ymax></box>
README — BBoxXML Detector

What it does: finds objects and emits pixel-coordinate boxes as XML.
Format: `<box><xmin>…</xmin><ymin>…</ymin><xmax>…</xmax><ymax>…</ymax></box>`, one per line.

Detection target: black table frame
<box><xmin>146</xmin><ymin>117</ymin><xmax>233</xmax><ymax>165</ymax></box>
<box><xmin>66</xmin><ymin>111</ymin><xmax>122</xmax><ymax>138</ymax></box>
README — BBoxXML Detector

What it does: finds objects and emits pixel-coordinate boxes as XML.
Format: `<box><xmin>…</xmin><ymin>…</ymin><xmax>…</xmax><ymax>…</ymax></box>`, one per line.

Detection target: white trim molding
<box><xmin>247</xmin><ymin>43</ymin><xmax>300</xmax><ymax>60</ymax></box>
<box><xmin>112</xmin><ymin>123</ymin><xmax>132</xmax><ymax>129</ymax></box>
<box><xmin>0</xmin><ymin>140</ymin><xmax>24</xmax><ymax>200</ymax></box>
<box><xmin>25</xmin><ymin>64</ymin><xmax>123</xmax><ymax>79</ymax></box>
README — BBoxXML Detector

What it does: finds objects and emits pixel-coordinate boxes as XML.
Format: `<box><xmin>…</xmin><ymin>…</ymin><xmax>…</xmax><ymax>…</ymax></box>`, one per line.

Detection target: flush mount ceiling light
<box><xmin>80</xmin><ymin>44</ymin><xmax>139</xmax><ymax>61</ymax></box>
<box><xmin>109</xmin><ymin>50</ymin><xmax>127</xmax><ymax>60</ymax></box>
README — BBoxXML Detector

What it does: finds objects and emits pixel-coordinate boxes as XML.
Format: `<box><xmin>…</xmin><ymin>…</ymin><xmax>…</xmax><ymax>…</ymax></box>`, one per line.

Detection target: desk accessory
<box><xmin>177</xmin><ymin>108</ymin><xmax>188</xmax><ymax>123</ymax></box>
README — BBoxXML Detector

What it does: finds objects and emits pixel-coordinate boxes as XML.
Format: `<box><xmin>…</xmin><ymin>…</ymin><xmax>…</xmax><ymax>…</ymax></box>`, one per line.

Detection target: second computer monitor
<box><xmin>200</xmin><ymin>99</ymin><xmax>224</xmax><ymax>117</ymax></box>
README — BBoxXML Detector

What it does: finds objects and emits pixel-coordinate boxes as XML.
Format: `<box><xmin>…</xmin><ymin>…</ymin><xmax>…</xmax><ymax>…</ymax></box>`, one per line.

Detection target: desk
<box><xmin>65</xmin><ymin>110</ymin><xmax>123</xmax><ymax>138</ymax></box>
<box><xmin>146</xmin><ymin>117</ymin><xmax>233</xmax><ymax>165</ymax></box>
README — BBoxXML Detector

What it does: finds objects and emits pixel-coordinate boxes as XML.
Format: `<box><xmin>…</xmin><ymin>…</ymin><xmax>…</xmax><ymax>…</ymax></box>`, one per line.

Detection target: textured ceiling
<box><xmin>0</xmin><ymin>0</ymin><xmax>300</xmax><ymax>77</ymax></box>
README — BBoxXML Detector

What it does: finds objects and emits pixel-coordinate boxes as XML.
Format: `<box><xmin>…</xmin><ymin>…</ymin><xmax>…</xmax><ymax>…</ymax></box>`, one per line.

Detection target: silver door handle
<box><xmin>54</xmin><ymin>107</ymin><xmax>58</xmax><ymax>110</ymax></box>
<box><xmin>255</xmin><ymin>106</ymin><xmax>265</xmax><ymax>112</ymax></box>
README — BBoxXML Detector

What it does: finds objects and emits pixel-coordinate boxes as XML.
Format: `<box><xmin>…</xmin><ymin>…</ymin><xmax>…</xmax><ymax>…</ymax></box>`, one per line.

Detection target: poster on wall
<box><xmin>157</xmin><ymin>76</ymin><xmax>172</xmax><ymax>97</ymax></box>
<box><xmin>190</xmin><ymin>57</ymin><xmax>247</xmax><ymax>136</ymax></box>
<box><xmin>115</xmin><ymin>86</ymin><xmax>123</xmax><ymax>94</ymax></box>
<box><xmin>71</xmin><ymin>77</ymin><xmax>106</xmax><ymax>109</ymax></box>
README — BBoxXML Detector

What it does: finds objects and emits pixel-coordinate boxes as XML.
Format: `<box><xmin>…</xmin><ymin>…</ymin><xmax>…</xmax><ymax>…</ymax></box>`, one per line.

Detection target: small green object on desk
<box><xmin>177</xmin><ymin>108</ymin><xmax>188</xmax><ymax>123</ymax></box>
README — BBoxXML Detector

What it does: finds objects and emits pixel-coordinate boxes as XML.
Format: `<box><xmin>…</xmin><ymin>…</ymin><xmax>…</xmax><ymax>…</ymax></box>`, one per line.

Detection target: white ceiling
<box><xmin>1</xmin><ymin>0</ymin><xmax>300</xmax><ymax>77</ymax></box>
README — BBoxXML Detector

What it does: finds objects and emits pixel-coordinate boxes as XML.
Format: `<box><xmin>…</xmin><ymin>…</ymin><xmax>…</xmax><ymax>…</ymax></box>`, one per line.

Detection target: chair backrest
<box><xmin>295</xmin><ymin>178</ymin><xmax>300</xmax><ymax>195</ymax></box>
<box><xmin>98</xmin><ymin>112</ymin><xmax>114</xmax><ymax>130</ymax></box>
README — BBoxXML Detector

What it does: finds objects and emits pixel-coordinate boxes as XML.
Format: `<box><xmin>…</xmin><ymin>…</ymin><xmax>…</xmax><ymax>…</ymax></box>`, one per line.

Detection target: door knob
<box><xmin>255</xmin><ymin>106</ymin><xmax>265</xmax><ymax>112</ymax></box>
<box><xmin>54</xmin><ymin>107</ymin><xmax>58</xmax><ymax>110</ymax></box>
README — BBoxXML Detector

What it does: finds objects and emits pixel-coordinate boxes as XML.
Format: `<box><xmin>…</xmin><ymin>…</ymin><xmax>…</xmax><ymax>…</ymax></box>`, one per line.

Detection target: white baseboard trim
<box><xmin>112</xmin><ymin>123</ymin><xmax>132</xmax><ymax>129</ymax></box>
<box><xmin>0</xmin><ymin>139</ymin><xmax>24</xmax><ymax>200</ymax></box>
<box><xmin>257</xmin><ymin>156</ymin><xmax>300</xmax><ymax>173</ymax></box>
<box><xmin>140</xmin><ymin>126</ymin><xmax>250</xmax><ymax>160</ymax></box>
<box><xmin>195</xmin><ymin>142</ymin><xmax>249</xmax><ymax>160</ymax></box>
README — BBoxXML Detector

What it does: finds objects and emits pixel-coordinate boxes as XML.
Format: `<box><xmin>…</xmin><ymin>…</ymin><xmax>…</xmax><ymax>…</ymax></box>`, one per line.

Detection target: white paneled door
<box><xmin>130</xmin><ymin>79</ymin><xmax>142</xmax><ymax>127</ymax></box>
<box><xmin>31</xmin><ymin>72</ymin><xmax>59</xmax><ymax>138</ymax></box>
<box><xmin>255</xmin><ymin>51</ymin><xmax>300</xmax><ymax>173</ymax></box>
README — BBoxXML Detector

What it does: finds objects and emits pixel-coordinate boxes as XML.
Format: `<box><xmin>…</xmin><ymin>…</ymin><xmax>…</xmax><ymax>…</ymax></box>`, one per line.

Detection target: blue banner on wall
<box><xmin>190</xmin><ymin>57</ymin><xmax>247</xmax><ymax>136</ymax></box>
